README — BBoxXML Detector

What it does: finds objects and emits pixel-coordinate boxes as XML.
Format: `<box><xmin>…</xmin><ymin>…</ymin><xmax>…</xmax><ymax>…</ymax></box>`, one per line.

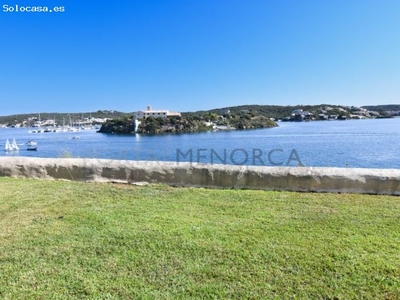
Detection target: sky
<box><xmin>1</xmin><ymin>0</ymin><xmax>400</xmax><ymax>115</ymax></box>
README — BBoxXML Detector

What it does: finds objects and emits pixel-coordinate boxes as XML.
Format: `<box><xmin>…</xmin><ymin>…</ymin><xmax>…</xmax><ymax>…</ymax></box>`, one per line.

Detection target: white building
<box><xmin>133</xmin><ymin>105</ymin><xmax>181</xmax><ymax>119</ymax></box>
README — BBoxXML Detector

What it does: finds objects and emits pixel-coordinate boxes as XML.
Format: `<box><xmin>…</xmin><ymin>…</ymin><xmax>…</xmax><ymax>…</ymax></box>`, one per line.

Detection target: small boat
<box><xmin>27</xmin><ymin>140</ymin><xmax>37</xmax><ymax>151</ymax></box>
<box><xmin>27</xmin><ymin>140</ymin><xmax>37</xmax><ymax>146</ymax></box>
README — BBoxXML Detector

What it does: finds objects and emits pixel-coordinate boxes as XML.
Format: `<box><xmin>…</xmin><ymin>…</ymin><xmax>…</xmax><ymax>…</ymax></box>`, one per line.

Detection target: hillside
<box><xmin>185</xmin><ymin>104</ymin><xmax>296</xmax><ymax>120</ymax></box>
<box><xmin>184</xmin><ymin>104</ymin><xmax>344</xmax><ymax>120</ymax></box>
<box><xmin>361</xmin><ymin>104</ymin><xmax>400</xmax><ymax>112</ymax></box>
<box><xmin>98</xmin><ymin>113</ymin><xmax>277</xmax><ymax>134</ymax></box>
<box><xmin>187</xmin><ymin>103</ymin><xmax>400</xmax><ymax>120</ymax></box>
<box><xmin>1</xmin><ymin>103</ymin><xmax>399</xmax><ymax>130</ymax></box>
<box><xmin>100</xmin><ymin>104</ymin><xmax>379</xmax><ymax>134</ymax></box>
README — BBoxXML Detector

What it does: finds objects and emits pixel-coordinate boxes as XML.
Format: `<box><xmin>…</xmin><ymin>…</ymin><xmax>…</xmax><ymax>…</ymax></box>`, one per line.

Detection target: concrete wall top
<box><xmin>0</xmin><ymin>157</ymin><xmax>399</xmax><ymax>195</ymax></box>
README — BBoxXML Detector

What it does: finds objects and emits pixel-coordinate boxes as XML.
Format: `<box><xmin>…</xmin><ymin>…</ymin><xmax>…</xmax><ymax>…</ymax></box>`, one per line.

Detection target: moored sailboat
<box><xmin>4</xmin><ymin>139</ymin><xmax>12</xmax><ymax>151</ymax></box>
<box><xmin>11</xmin><ymin>139</ymin><xmax>19</xmax><ymax>151</ymax></box>
<box><xmin>4</xmin><ymin>138</ymin><xmax>19</xmax><ymax>152</ymax></box>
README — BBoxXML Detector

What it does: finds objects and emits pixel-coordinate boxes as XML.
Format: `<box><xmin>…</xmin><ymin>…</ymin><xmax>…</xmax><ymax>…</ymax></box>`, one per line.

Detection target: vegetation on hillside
<box><xmin>0</xmin><ymin>178</ymin><xmax>399</xmax><ymax>299</ymax></box>
<box><xmin>137</xmin><ymin>116</ymin><xmax>212</xmax><ymax>134</ymax></box>
<box><xmin>186</xmin><ymin>103</ymin><xmax>398</xmax><ymax>120</ymax></box>
<box><xmin>184</xmin><ymin>104</ymin><xmax>346</xmax><ymax>120</ymax></box>
<box><xmin>99</xmin><ymin>110</ymin><xmax>277</xmax><ymax>134</ymax></box>
<box><xmin>361</xmin><ymin>104</ymin><xmax>400</xmax><ymax>112</ymax></box>
<box><xmin>98</xmin><ymin>115</ymin><xmax>213</xmax><ymax>134</ymax></box>
<box><xmin>96</xmin><ymin>116</ymin><xmax>135</xmax><ymax>134</ymax></box>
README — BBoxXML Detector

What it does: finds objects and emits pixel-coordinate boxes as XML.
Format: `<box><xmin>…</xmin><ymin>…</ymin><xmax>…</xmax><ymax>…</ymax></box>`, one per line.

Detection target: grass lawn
<box><xmin>0</xmin><ymin>177</ymin><xmax>399</xmax><ymax>299</ymax></box>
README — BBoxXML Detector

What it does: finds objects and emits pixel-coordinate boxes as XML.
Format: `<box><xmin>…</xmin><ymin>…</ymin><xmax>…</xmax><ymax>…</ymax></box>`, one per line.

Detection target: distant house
<box><xmin>291</xmin><ymin>109</ymin><xmax>314</xmax><ymax>120</ymax></box>
<box><xmin>369</xmin><ymin>111</ymin><xmax>380</xmax><ymax>117</ymax></box>
<box><xmin>133</xmin><ymin>105</ymin><xmax>181</xmax><ymax>119</ymax></box>
<box><xmin>318</xmin><ymin>114</ymin><xmax>328</xmax><ymax>120</ymax></box>
<box><xmin>291</xmin><ymin>109</ymin><xmax>304</xmax><ymax>115</ymax></box>
<box><xmin>220</xmin><ymin>109</ymin><xmax>231</xmax><ymax>114</ymax></box>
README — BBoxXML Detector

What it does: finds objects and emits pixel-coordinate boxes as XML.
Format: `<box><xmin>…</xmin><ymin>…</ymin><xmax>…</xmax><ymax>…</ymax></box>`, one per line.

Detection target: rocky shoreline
<box><xmin>98</xmin><ymin>115</ymin><xmax>278</xmax><ymax>134</ymax></box>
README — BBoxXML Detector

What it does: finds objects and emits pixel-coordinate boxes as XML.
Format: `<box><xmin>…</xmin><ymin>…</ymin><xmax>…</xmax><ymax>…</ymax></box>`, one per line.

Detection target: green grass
<box><xmin>0</xmin><ymin>177</ymin><xmax>399</xmax><ymax>299</ymax></box>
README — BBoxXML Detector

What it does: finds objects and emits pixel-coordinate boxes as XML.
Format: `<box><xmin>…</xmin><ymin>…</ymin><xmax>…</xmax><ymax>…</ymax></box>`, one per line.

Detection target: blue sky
<box><xmin>1</xmin><ymin>0</ymin><xmax>399</xmax><ymax>115</ymax></box>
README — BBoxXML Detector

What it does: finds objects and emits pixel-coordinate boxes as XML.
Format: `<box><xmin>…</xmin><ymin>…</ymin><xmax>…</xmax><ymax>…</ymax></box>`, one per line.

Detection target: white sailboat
<box><xmin>11</xmin><ymin>139</ymin><xmax>19</xmax><ymax>151</ymax></box>
<box><xmin>4</xmin><ymin>139</ymin><xmax>12</xmax><ymax>151</ymax></box>
<box><xmin>62</xmin><ymin>117</ymin><xmax>68</xmax><ymax>131</ymax></box>
<box><xmin>36</xmin><ymin>113</ymin><xmax>45</xmax><ymax>133</ymax></box>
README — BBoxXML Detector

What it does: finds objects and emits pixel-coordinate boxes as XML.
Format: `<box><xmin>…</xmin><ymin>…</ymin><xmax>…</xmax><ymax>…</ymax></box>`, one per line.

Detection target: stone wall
<box><xmin>0</xmin><ymin>157</ymin><xmax>399</xmax><ymax>195</ymax></box>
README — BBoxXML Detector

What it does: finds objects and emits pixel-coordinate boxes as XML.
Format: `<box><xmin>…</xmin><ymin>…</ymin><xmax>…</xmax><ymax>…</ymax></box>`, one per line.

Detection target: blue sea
<box><xmin>1</xmin><ymin>118</ymin><xmax>399</xmax><ymax>169</ymax></box>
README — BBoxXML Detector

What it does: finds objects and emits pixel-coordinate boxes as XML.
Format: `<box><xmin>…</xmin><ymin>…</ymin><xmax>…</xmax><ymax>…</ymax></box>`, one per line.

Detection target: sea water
<box><xmin>1</xmin><ymin>118</ymin><xmax>399</xmax><ymax>169</ymax></box>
